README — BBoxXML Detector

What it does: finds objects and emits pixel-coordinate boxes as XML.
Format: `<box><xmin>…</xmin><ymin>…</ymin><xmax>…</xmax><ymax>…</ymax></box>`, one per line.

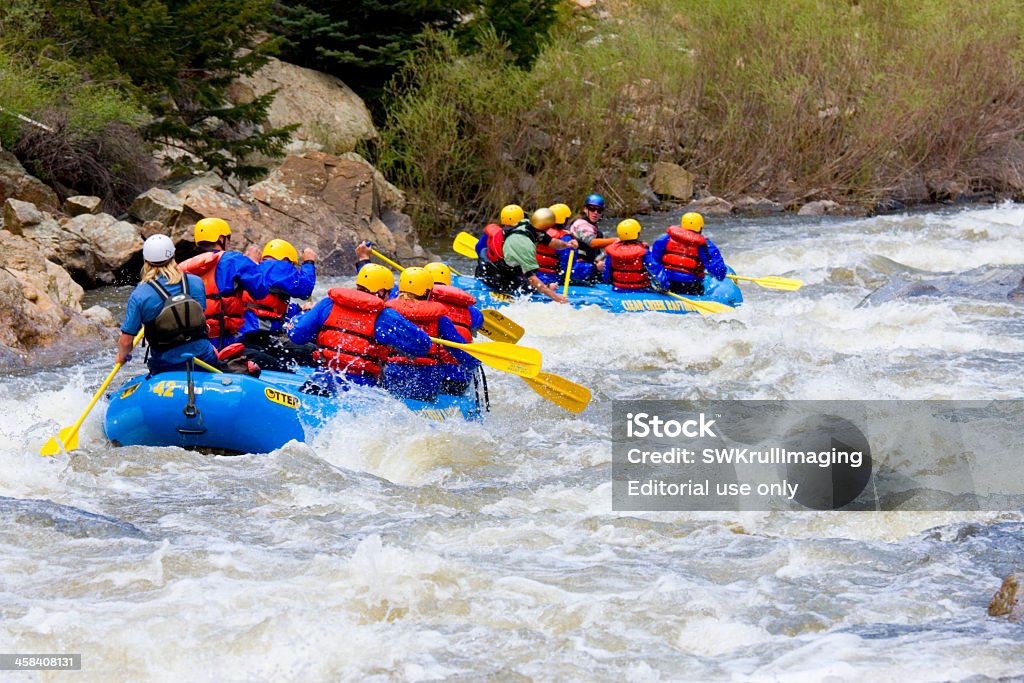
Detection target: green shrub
<box><xmin>0</xmin><ymin>49</ymin><xmax>155</xmax><ymax>211</ymax></box>
<box><xmin>378</xmin><ymin>0</ymin><xmax>1024</xmax><ymax>230</ymax></box>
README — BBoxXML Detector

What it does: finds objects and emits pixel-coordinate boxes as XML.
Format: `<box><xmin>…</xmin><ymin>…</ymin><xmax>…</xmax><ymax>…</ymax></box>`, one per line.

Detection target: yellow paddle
<box><xmin>662</xmin><ymin>290</ymin><xmax>735</xmax><ymax>315</ymax></box>
<box><xmin>523</xmin><ymin>372</ymin><xmax>591</xmax><ymax>413</ymax></box>
<box><xmin>370</xmin><ymin>247</ymin><xmax>463</xmax><ymax>278</ymax></box>
<box><xmin>727</xmin><ymin>274</ymin><xmax>803</xmax><ymax>291</ymax></box>
<box><xmin>370</xmin><ymin>248</ymin><xmax>405</xmax><ymax>272</ymax></box>
<box><xmin>430</xmin><ymin>336</ymin><xmax>540</xmax><ymax>378</ymax></box>
<box><xmin>453</xmin><ymin>232</ymin><xmax>480</xmax><ymax>259</ymax></box>
<box><xmin>563</xmin><ymin>250</ymin><xmax>574</xmax><ymax>298</ymax></box>
<box><xmin>191</xmin><ymin>357</ymin><xmax>223</xmax><ymax>373</ymax></box>
<box><xmin>474</xmin><ymin>309</ymin><xmax>590</xmax><ymax>412</ymax></box>
<box><xmin>40</xmin><ymin>329</ymin><xmax>145</xmax><ymax>456</ymax></box>
<box><xmin>479</xmin><ymin>309</ymin><xmax>525</xmax><ymax>343</ymax></box>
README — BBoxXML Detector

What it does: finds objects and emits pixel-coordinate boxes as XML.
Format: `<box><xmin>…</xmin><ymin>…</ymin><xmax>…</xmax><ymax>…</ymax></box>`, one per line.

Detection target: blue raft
<box><xmin>104</xmin><ymin>368</ymin><xmax>482</xmax><ymax>454</ymax></box>
<box><xmin>452</xmin><ymin>272</ymin><xmax>742</xmax><ymax>313</ymax></box>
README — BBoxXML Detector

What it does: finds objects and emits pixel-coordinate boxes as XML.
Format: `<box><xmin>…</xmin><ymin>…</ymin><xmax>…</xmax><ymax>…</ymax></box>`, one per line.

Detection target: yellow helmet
<box><xmin>398</xmin><ymin>267</ymin><xmax>434</xmax><ymax>297</ymax></box>
<box><xmin>194</xmin><ymin>217</ymin><xmax>231</xmax><ymax>244</ymax></box>
<box><xmin>530</xmin><ymin>207</ymin><xmax>556</xmax><ymax>230</ymax></box>
<box><xmin>262</xmin><ymin>239</ymin><xmax>298</xmax><ymax>265</ymax></box>
<box><xmin>425</xmin><ymin>262</ymin><xmax>452</xmax><ymax>286</ymax></box>
<box><xmin>681</xmin><ymin>212</ymin><xmax>704</xmax><ymax>233</ymax></box>
<box><xmin>500</xmin><ymin>204</ymin><xmax>525</xmax><ymax>227</ymax></box>
<box><xmin>356</xmin><ymin>264</ymin><xmax>394</xmax><ymax>295</ymax></box>
<box><xmin>616</xmin><ymin>218</ymin><xmax>642</xmax><ymax>241</ymax></box>
<box><xmin>549</xmin><ymin>203</ymin><xmax>572</xmax><ymax>225</ymax></box>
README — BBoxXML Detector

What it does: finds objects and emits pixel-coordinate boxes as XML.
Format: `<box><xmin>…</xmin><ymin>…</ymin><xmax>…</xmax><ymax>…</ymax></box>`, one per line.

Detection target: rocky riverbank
<box><xmin>0</xmin><ymin>57</ymin><xmax>435</xmax><ymax>366</ymax></box>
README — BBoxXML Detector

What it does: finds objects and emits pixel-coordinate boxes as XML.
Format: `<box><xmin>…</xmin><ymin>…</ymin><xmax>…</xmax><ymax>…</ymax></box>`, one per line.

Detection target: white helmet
<box><xmin>143</xmin><ymin>234</ymin><xmax>175</xmax><ymax>264</ymax></box>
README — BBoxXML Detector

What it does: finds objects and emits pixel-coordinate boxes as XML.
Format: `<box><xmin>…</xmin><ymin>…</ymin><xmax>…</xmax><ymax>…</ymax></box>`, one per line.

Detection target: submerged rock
<box><xmin>860</xmin><ymin>265</ymin><xmax>1024</xmax><ymax>306</ymax></box>
<box><xmin>0</xmin><ymin>496</ymin><xmax>144</xmax><ymax>539</ymax></box>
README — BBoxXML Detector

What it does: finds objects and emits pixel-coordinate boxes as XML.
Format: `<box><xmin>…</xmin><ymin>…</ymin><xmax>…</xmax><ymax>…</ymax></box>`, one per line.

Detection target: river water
<box><xmin>2</xmin><ymin>204</ymin><xmax>1023</xmax><ymax>681</ymax></box>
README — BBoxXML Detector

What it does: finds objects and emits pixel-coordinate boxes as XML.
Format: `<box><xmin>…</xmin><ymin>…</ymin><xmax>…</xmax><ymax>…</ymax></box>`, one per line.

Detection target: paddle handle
<box><xmin>41</xmin><ymin>330</ymin><xmax>144</xmax><ymax>455</ymax></box>
<box><xmin>77</xmin><ymin>329</ymin><xmax>145</xmax><ymax>429</ymax></box>
<box><xmin>61</xmin><ymin>360</ymin><xmax>126</xmax><ymax>443</ymax></box>
<box><xmin>371</xmin><ymin>248</ymin><xmax>405</xmax><ymax>273</ymax></box>
<box><xmin>429</xmin><ymin>335</ymin><xmax>467</xmax><ymax>351</ymax></box>
<box><xmin>563</xmin><ymin>250</ymin><xmax>574</xmax><ymax>298</ymax></box>
<box><xmin>191</xmin><ymin>357</ymin><xmax>223</xmax><ymax>373</ymax></box>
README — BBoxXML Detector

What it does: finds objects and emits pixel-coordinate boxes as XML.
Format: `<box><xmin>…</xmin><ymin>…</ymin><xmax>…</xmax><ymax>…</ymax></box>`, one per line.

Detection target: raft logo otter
<box><xmin>264</xmin><ymin>387</ymin><xmax>300</xmax><ymax>409</ymax></box>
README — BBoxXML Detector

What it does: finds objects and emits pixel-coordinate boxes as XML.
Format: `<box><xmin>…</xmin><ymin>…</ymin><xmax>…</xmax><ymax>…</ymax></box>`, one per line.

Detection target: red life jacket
<box><xmin>315</xmin><ymin>288</ymin><xmax>389</xmax><ymax>377</ymax></box>
<box><xmin>605</xmin><ymin>240</ymin><xmax>651</xmax><ymax>290</ymax></box>
<box><xmin>536</xmin><ymin>227</ymin><xmax>568</xmax><ymax>275</ymax></box>
<box><xmin>662</xmin><ymin>226</ymin><xmax>707</xmax><ymax>279</ymax></box>
<box><xmin>243</xmin><ymin>288</ymin><xmax>289</xmax><ymax>329</ymax></box>
<box><xmin>429</xmin><ymin>284</ymin><xmax>477</xmax><ymax>342</ymax></box>
<box><xmin>385</xmin><ymin>298</ymin><xmax>453</xmax><ymax>365</ymax></box>
<box><xmin>178</xmin><ymin>251</ymin><xmax>246</xmax><ymax>340</ymax></box>
<box><xmin>483</xmin><ymin>224</ymin><xmax>505</xmax><ymax>262</ymax></box>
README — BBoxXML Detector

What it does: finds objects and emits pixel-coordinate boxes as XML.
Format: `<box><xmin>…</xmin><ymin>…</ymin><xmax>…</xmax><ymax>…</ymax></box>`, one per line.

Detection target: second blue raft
<box><xmin>452</xmin><ymin>272</ymin><xmax>742</xmax><ymax>313</ymax></box>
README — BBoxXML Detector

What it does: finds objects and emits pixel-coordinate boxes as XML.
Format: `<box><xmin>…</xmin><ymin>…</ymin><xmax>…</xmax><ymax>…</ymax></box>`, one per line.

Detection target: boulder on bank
<box><xmin>0</xmin><ymin>230</ymin><xmax>112</xmax><ymax>364</ymax></box>
<box><xmin>176</xmin><ymin>151</ymin><xmax>429</xmax><ymax>275</ymax></box>
<box><xmin>64</xmin><ymin>195</ymin><xmax>102</xmax><ymax>217</ymax></box>
<box><xmin>0</xmin><ymin>149</ymin><xmax>59</xmax><ymax>213</ymax></box>
<box><xmin>683</xmin><ymin>196</ymin><xmax>734</xmax><ymax>216</ymax></box>
<box><xmin>648</xmin><ymin>162</ymin><xmax>695</xmax><ymax>202</ymax></box>
<box><xmin>734</xmin><ymin>196</ymin><xmax>784</xmax><ymax>214</ymax></box>
<box><xmin>797</xmin><ymin>199</ymin><xmax>842</xmax><ymax>216</ymax></box>
<box><xmin>129</xmin><ymin>188</ymin><xmax>183</xmax><ymax>226</ymax></box>
<box><xmin>230</xmin><ymin>57</ymin><xmax>377</xmax><ymax>154</ymax></box>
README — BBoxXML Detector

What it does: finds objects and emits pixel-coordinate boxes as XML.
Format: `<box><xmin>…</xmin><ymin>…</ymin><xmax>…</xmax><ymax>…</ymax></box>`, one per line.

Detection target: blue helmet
<box><xmin>584</xmin><ymin>193</ymin><xmax>605</xmax><ymax>210</ymax></box>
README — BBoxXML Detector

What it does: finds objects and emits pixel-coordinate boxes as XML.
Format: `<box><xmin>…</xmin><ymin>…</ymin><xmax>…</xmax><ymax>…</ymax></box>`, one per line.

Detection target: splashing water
<box><xmin>2</xmin><ymin>204</ymin><xmax>1024</xmax><ymax>680</ymax></box>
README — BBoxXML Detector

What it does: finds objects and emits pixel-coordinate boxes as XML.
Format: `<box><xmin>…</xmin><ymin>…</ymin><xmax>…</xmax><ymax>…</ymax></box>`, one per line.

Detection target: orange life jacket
<box><xmin>429</xmin><ymin>284</ymin><xmax>477</xmax><ymax>342</ymax></box>
<box><xmin>315</xmin><ymin>288</ymin><xmax>389</xmax><ymax>377</ymax></box>
<box><xmin>536</xmin><ymin>227</ymin><xmax>569</xmax><ymax>274</ymax></box>
<box><xmin>178</xmin><ymin>251</ymin><xmax>246</xmax><ymax>341</ymax></box>
<box><xmin>662</xmin><ymin>226</ymin><xmax>706</xmax><ymax>279</ymax></box>
<box><xmin>385</xmin><ymin>298</ymin><xmax>453</xmax><ymax>365</ymax></box>
<box><xmin>605</xmin><ymin>240</ymin><xmax>651</xmax><ymax>290</ymax></box>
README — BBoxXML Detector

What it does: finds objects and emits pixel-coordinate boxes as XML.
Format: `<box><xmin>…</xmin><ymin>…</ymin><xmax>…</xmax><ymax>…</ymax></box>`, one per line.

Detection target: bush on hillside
<box><xmin>10</xmin><ymin>0</ymin><xmax>294</xmax><ymax>188</ymax></box>
<box><xmin>377</xmin><ymin>0</ymin><xmax>1024</xmax><ymax>230</ymax></box>
<box><xmin>16</xmin><ymin>115</ymin><xmax>158</xmax><ymax>215</ymax></box>
<box><xmin>0</xmin><ymin>50</ymin><xmax>157</xmax><ymax>212</ymax></box>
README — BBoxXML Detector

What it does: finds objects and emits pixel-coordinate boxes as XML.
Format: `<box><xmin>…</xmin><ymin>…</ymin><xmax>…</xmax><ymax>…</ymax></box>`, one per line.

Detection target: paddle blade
<box><xmin>728</xmin><ymin>274</ymin><xmax>804</xmax><ymax>291</ymax></box>
<box><xmin>431</xmin><ymin>336</ymin><xmax>541</xmax><ymax>378</ymax></box>
<box><xmin>664</xmin><ymin>291</ymin><xmax>735</xmax><ymax>315</ymax></box>
<box><xmin>479</xmin><ymin>309</ymin><xmax>525</xmax><ymax>344</ymax></box>
<box><xmin>467</xmin><ymin>341</ymin><xmax>541</xmax><ymax>378</ymax></box>
<box><xmin>40</xmin><ymin>426</ymin><xmax>78</xmax><ymax>456</ymax></box>
<box><xmin>40</xmin><ymin>330</ymin><xmax>141</xmax><ymax>457</ymax></box>
<box><xmin>523</xmin><ymin>372</ymin><xmax>591</xmax><ymax>413</ymax></box>
<box><xmin>453</xmin><ymin>232</ymin><xmax>480</xmax><ymax>259</ymax></box>
<box><xmin>752</xmin><ymin>275</ymin><xmax>803</xmax><ymax>290</ymax></box>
